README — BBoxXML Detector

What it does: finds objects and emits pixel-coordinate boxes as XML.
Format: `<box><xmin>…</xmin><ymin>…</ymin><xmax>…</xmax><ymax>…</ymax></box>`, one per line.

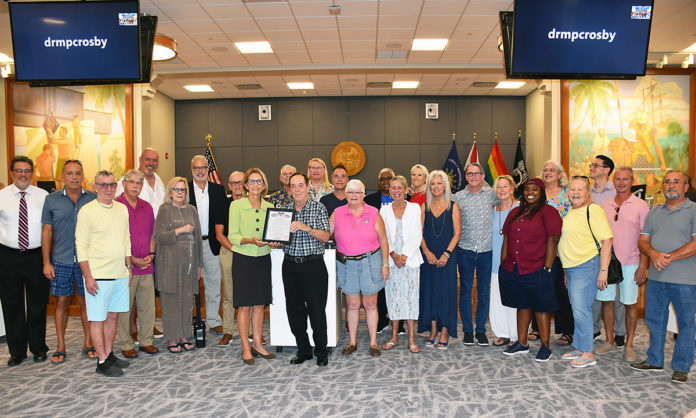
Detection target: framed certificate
<box><xmin>262</xmin><ymin>208</ymin><xmax>294</xmax><ymax>244</ymax></box>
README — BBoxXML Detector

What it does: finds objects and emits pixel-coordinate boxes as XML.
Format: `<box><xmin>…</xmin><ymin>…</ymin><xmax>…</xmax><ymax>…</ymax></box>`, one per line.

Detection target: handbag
<box><xmin>586</xmin><ymin>205</ymin><xmax>623</xmax><ymax>284</ymax></box>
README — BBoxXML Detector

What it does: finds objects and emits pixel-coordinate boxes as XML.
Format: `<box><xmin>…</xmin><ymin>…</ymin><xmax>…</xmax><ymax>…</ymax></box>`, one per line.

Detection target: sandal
<box><xmin>528</xmin><ymin>331</ymin><xmax>540</xmax><ymax>341</ymax></box>
<box><xmin>181</xmin><ymin>341</ymin><xmax>195</xmax><ymax>351</ymax></box>
<box><xmin>425</xmin><ymin>337</ymin><xmax>436</xmax><ymax>347</ymax></box>
<box><xmin>570</xmin><ymin>357</ymin><xmax>597</xmax><ymax>368</ymax></box>
<box><xmin>82</xmin><ymin>347</ymin><xmax>97</xmax><ymax>359</ymax></box>
<box><xmin>382</xmin><ymin>341</ymin><xmax>399</xmax><ymax>350</ymax></box>
<box><xmin>555</xmin><ymin>334</ymin><xmax>573</xmax><ymax>345</ymax></box>
<box><xmin>408</xmin><ymin>345</ymin><xmax>420</xmax><ymax>354</ymax></box>
<box><xmin>437</xmin><ymin>339</ymin><xmax>449</xmax><ymax>350</ymax></box>
<box><xmin>562</xmin><ymin>350</ymin><xmax>582</xmax><ymax>360</ymax></box>
<box><xmin>51</xmin><ymin>351</ymin><xmax>66</xmax><ymax>365</ymax></box>
<box><xmin>493</xmin><ymin>338</ymin><xmax>510</xmax><ymax>347</ymax></box>
<box><xmin>369</xmin><ymin>345</ymin><xmax>382</xmax><ymax>357</ymax></box>
<box><xmin>167</xmin><ymin>344</ymin><xmax>182</xmax><ymax>354</ymax></box>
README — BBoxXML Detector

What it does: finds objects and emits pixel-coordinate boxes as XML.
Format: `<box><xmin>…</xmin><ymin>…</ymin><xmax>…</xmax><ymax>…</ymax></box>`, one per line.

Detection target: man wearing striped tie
<box><xmin>0</xmin><ymin>155</ymin><xmax>49</xmax><ymax>366</ymax></box>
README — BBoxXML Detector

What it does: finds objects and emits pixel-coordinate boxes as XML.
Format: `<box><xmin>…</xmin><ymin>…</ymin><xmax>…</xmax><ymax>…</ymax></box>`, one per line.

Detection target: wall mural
<box><xmin>568</xmin><ymin>75</ymin><xmax>690</xmax><ymax>198</ymax></box>
<box><xmin>8</xmin><ymin>81</ymin><xmax>132</xmax><ymax>191</ymax></box>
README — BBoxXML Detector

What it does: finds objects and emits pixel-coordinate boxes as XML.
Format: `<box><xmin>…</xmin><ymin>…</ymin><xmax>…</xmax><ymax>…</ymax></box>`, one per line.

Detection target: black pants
<box><xmin>552</xmin><ymin>256</ymin><xmax>574</xmax><ymax>335</ymax></box>
<box><xmin>377</xmin><ymin>289</ymin><xmax>390</xmax><ymax>330</ymax></box>
<box><xmin>282</xmin><ymin>257</ymin><xmax>329</xmax><ymax>357</ymax></box>
<box><xmin>0</xmin><ymin>246</ymin><xmax>49</xmax><ymax>357</ymax></box>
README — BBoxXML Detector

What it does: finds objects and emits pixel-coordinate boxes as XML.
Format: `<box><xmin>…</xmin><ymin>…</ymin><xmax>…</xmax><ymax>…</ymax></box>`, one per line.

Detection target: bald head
<box><xmin>139</xmin><ymin>148</ymin><xmax>159</xmax><ymax>176</ymax></box>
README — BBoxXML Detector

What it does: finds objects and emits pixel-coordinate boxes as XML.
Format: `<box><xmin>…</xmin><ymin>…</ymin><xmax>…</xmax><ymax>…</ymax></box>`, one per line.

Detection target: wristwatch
<box><xmin>543</xmin><ymin>266</ymin><xmax>552</xmax><ymax>273</ymax></box>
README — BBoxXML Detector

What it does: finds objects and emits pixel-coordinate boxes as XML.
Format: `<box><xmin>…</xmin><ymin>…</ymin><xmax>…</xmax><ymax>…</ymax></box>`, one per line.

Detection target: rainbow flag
<box><xmin>485</xmin><ymin>140</ymin><xmax>509</xmax><ymax>186</ymax></box>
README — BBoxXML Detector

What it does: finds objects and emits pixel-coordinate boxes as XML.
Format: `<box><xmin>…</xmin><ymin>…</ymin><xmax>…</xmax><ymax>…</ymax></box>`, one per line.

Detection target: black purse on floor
<box><xmin>587</xmin><ymin>204</ymin><xmax>623</xmax><ymax>285</ymax></box>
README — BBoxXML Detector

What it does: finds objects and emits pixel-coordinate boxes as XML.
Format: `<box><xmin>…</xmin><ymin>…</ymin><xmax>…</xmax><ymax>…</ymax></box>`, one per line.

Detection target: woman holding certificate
<box><xmin>228</xmin><ymin>168</ymin><xmax>277</xmax><ymax>365</ymax></box>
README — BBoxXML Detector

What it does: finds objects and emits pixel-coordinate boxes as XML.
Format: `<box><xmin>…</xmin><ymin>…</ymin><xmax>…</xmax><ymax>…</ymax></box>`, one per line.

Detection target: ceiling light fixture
<box><xmin>392</xmin><ymin>81</ymin><xmax>419</xmax><ymax>89</ymax></box>
<box><xmin>184</xmin><ymin>85</ymin><xmax>214</xmax><ymax>92</ymax></box>
<box><xmin>153</xmin><ymin>34</ymin><xmax>178</xmax><ymax>61</ymax></box>
<box><xmin>234</xmin><ymin>41</ymin><xmax>273</xmax><ymax>54</ymax></box>
<box><xmin>287</xmin><ymin>82</ymin><xmax>314</xmax><ymax>89</ymax></box>
<box><xmin>411</xmin><ymin>39</ymin><xmax>448</xmax><ymax>51</ymax></box>
<box><xmin>495</xmin><ymin>81</ymin><xmax>525</xmax><ymax>89</ymax></box>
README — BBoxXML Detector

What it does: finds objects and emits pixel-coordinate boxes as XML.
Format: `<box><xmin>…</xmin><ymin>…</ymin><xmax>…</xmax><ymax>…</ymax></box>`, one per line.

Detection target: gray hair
<box><xmin>124</xmin><ymin>168</ymin><xmax>144</xmax><ymax>182</ymax></box>
<box><xmin>346</xmin><ymin>179</ymin><xmax>366</xmax><ymax>194</ymax></box>
<box><xmin>378</xmin><ymin>168</ymin><xmax>395</xmax><ymax>178</ymax></box>
<box><xmin>94</xmin><ymin>170</ymin><xmax>113</xmax><ymax>184</ymax></box>
<box><xmin>541</xmin><ymin>160</ymin><xmax>569</xmax><ymax>188</ymax></box>
<box><xmin>613</xmin><ymin>166</ymin><xmax>634</xmax><ymax>177</ymax></box>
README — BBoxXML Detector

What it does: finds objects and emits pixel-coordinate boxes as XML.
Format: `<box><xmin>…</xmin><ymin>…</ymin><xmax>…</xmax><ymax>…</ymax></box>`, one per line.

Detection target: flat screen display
<box><xmin>10</xmin><ymin>0</ymin><xmax>141</xmax><ymax>84</ymax></box>
<box><xmin>511</xmin><ymin>0</ymin><xmax>654</xmax><ymax>79</ymax></box>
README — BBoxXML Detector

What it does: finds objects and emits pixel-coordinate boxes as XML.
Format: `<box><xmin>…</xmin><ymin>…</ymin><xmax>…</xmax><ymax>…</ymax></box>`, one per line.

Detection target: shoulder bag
<box><xmin>587</xmin><ymin>204</ymin><xmax>623</xmax><ymax>284</ymax></box>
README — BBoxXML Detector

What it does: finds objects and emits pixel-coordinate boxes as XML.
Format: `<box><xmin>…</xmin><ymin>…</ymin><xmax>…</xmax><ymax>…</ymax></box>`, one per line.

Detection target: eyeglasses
<box><xmin>466</xmin><ymin>172</ymin><xmax>482</xmax><ymax>177</ymax></box>
<box><xmin>96</xmin><ymin>182</ymin><xmax>118</xmax><ymax>189</ymax></box>
<box><xmin>614</xmin><ymin>206</ymin><xmax>620</xmax><ymax>222</ymax></box>
<box><xmin>192</xmin><ymin>166</ymin><xmax>208</xmax><ymax>171</ymax></box>
<box><xmin>378</xmin><ymin>176</ymin><xmax>393</xmax><ymax>182</ymax></box>
<box><xmin>64</xmin><ymin>159</ymin><xmax>82</xmax><ymax>166</ymax></box>
<box><xmin>12</xmin><ymin>169</ymin><xmax>32</xmax><ymax>174</ymax></box>
<box><xmin>229</xmin><ymin>181</ymin><xmax>242</xmax><ymax>186</ymax></box>
<box><xmin>247</xmin><ymin>179</ymin><xmax>264</xmax><ymax>185</ymax></box>
<box><xmin>589</xmin><ymin>163</ymin><xmax>606</xmax><ymax>169</ymax></box>
<box><xmin>664</xmin><ymin>179</ymin><xmax>683</xmax><ymax>185</ymax></box>
<box><xmin>124</xmin><ymin>180</ymin><xmax>144</xmax><ymax>186</ymax></box>
<box><xmin>572</xmin><ymin>175</ymin><xmax>590</xmax><ymax>181</ymax></box>
<box><xmin>172</xmin><ymin>187</ymin><xmax>186</xmax><ymax>194</ymax></box>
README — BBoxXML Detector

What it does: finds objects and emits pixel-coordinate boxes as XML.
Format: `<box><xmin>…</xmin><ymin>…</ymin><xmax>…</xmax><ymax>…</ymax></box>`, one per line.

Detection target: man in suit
<box><xmin>189</xmin><ymin>155</ymin><xmax>227</xmax><ymax>333</ymax></box>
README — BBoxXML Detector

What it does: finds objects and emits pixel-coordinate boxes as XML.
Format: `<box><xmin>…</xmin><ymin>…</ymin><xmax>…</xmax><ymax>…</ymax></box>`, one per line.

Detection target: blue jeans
<box><xmin>566</xmin><ymin>255</ymin><xmax>599</xmax><ymax>353</ymax></box>
<box><xmin>456</xmin><ymin>248</ymin><xmax>491</xmax><ymax>333</ymax></box>
<box><xmin>645</xmin><ymin>280</ymin><xmax>696</xmax><ymax>372</ymax></box>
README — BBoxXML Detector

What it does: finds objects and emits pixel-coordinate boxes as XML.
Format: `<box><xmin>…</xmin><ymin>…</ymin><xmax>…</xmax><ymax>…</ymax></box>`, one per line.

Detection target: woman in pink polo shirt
<box><xmin>330</xmin><ymin>179</ymin><xmax>390</xmax><ymax>358</ymax></box>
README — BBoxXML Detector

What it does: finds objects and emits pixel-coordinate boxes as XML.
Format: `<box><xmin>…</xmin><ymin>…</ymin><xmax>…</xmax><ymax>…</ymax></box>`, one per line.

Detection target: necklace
<box><xmin>496</xmin><ymin>199</ymin><xmax>513</xmax><ymax>235</ymax></box>
<box><xmin>430</xmin><ymin>204</ymin><xmax>447</xmax><ymax>237</ymax></box>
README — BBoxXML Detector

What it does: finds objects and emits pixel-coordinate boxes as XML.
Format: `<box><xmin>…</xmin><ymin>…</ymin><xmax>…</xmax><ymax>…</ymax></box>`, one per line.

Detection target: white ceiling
<box><xmin>1</xmin><ymin>0</ymin><xmax>695</xmax><ymax>100</ymax></box>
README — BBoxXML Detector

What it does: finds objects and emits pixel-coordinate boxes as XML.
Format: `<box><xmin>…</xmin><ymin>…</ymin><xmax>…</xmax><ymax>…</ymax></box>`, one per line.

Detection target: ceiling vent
<box><xmin>472</xmin><ymin>81</ymin><xmax>497</xmax><ymax>88</ymax></box>
<box><xmin>236</xmin><ymin>84</ymin><xmax>262</xmax><ymax>90</ymax></box>
<box><xmin>366</xmin><ymin>81</ymin><xmax>392</xmax><ymax>88</ymax></box>
<box><xmin>377</xmin><ymin>50</ymin><xmax>408</xmax><ymax>60</ymax></box>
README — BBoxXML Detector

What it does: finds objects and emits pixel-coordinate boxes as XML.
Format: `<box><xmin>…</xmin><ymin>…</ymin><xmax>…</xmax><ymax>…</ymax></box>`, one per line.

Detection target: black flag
<box><xmin>511</xmin><ymin>135</ymin><xmax>528</xmax><ymax>198</ymax></box>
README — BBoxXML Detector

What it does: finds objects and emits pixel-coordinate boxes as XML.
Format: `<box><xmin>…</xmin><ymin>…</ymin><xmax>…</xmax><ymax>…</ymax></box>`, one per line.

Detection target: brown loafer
<box><xmin>153</xmin><ymin>327</ymin><xmax>164</xmax><ymax>339</ymax></box>
<box><xmin>211</xmin><ymin>325</ymin><xmax>224</xmax><ymax>334</ymax></box>
<box><xmin>342</xmin><ymin>344</ymin><xmax>357</xmax><ymax>356</ymax></box>
<box><xmin>369</xmin><ymin>345</ymin><xmax>381</xmax><ymax>357</ymax></box>
<box><xmin>219</xmin><ymin>333</ymin><xmax>233</xmax><ymax>346</ymax></box>
<box><xmin>122</xmin><ymin>349</ymin><xmax>138</xmax><ymax>359</ymax></box>
<box><xmin>139</xmin><ymin>345</ymin><xmax>160</xmax><ymax>355</ymax></box>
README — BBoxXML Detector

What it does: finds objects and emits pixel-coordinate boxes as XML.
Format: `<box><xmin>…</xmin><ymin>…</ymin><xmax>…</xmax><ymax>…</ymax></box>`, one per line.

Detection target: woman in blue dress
<box><xmin>418</xmin><ymin>170</ymin><xmax>461</xmax><ymax>349</ymax></box>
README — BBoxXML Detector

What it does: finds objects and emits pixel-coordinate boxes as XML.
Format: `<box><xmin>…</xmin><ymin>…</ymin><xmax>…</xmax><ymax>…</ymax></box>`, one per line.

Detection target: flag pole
<box><xmin>205</xmin><ymin>133</ymin><xmax>220</xmax><ymax>172</ymax></box>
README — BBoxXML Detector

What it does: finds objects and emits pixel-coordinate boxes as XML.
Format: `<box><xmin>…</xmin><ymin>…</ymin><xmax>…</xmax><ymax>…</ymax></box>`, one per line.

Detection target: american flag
<box><xmin>204</xmin><ymin>143</ymin><xmax>222</xmax><ymax>184</ymax></box>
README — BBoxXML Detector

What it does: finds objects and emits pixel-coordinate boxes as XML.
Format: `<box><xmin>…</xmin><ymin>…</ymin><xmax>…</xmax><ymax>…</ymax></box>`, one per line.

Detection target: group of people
<box><xmin>0</xmin><ymin>150</ymin><xmax>694</xmax><ymax>384</ymax></box>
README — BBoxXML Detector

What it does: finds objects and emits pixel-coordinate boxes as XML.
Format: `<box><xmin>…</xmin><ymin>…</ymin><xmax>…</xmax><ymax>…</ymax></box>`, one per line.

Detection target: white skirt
<box><xmin>489</xmin><ymin>272</ymin><xmax>518</xmax><ymax>340</ymax></box>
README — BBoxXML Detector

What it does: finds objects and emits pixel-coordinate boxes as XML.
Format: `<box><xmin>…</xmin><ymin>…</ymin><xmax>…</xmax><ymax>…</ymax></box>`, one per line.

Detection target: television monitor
<box><xmin>9</xmin><ymin>0</ymin><xmax>142</xmax><ymax>86</ymax></box>
<box><xmin>499</xmin><ymin>11</ymin><xmax>513</xmax><ymax>78</ymax></box>
<box><xmin>510</xmin><ymin>0</ymin><xmax>654</xmax><ymax>80</ymax></box>
<box><xmin>138</xmin><ymin>14</ymin><xmax>158</xmax><ymax>84</ymax></box>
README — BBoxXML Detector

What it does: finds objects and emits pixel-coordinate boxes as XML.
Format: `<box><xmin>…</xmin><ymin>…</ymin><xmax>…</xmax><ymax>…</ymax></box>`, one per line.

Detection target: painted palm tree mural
<box><xmin>569</xmin><ymin>75</ymin><xmax>690</xmax><ymax>199</ymax></box>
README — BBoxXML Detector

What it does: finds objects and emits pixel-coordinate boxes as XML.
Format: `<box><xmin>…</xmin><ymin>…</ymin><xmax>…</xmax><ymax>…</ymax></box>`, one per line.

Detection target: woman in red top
<box><xmin>408</xmin><ymin>164</ymin><xmax>429</xmax><ymax>205</ymax></box>
<box><xmin>499</xmin><ymin>178</ymin><xmax>562</xmax><ymax>362</ymax></box>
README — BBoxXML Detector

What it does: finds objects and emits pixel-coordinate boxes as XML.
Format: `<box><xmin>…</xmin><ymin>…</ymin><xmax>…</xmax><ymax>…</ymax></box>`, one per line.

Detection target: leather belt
<box><xmin>284</xmin><ymin>254</ymin><xmax>323</xmax><ymax>264</ymax></box>
<box><xmin>0</xmin><ymin>243</ymin><xmax>41</xmax><ymax>254</ymax></box>
<box><xmin>343</xmin><ymin>248</ymin><xmax>379</xmax><ymax>261</ymax></box>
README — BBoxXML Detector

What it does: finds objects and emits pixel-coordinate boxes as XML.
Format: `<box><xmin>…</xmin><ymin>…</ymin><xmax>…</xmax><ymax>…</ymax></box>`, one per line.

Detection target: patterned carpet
<box><xmin>0</xmin><ymin>318</ymin><xmax>694</xmax><ymax>418</ymax></box>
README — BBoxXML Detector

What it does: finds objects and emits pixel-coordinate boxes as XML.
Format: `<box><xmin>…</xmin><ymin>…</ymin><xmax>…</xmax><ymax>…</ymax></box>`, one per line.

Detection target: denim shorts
<box><xmin>84</xmin><ymin>277</ymin><xmax>129</xmax><ymax>321</ymax></box>
<box><xmin>50</xmin><ymin>262</ymin><xmax>85</xmax><ymax>297</ymax></box>
<box><xmin>337</xmin><ymin>249</ymin><xmax>385</xmax><ymax>295</ymax></box>
<box><xmin>595</xmin><ymin>264</ymin><xmax>639</xmax><ymax>305</ymax></box>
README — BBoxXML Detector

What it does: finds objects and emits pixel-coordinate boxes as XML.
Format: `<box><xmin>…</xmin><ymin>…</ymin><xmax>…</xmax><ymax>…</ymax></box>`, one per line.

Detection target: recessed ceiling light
<box><xmin>495</xmin><ymin>81</ymin><xmax>526</xmax><ymax>89</ymax></box>
<box><xmin>411</xmin><ymin>39</ymin><xmax>448</xmax><ymax>51</ymax></box>
<box><xmin>234</xmin><ymin>41</ymin><xmax>273</xmax><ymax>54</ymax></box>
<box><xmin>184</xmin><ymin>85</ymin><xmax>214</xmax><ymax>92</ymax></box>
<box><xmin>287</xmin><ymin>82</ymin><xmax>314</xmax><ymax>89</ymax></box>
<box><xmin>393</xmin><ymin>81</ymin><xmax>419</xmax><ymax>89</ymax></box>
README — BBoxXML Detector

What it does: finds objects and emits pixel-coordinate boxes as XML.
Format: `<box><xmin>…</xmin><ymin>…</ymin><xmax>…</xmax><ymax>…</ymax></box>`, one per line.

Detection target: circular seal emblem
<box><xmin>331</xmin><ymin>141</ymin><xmax>365</xmax><ymax>176</ymax></box>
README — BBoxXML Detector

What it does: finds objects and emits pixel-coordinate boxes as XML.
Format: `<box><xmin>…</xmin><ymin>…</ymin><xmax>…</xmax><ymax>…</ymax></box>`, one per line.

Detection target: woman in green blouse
<box><xmin>228</xmin><ymin>168</ymin><xmax>276</xmax><ymax>364</ymax></box>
